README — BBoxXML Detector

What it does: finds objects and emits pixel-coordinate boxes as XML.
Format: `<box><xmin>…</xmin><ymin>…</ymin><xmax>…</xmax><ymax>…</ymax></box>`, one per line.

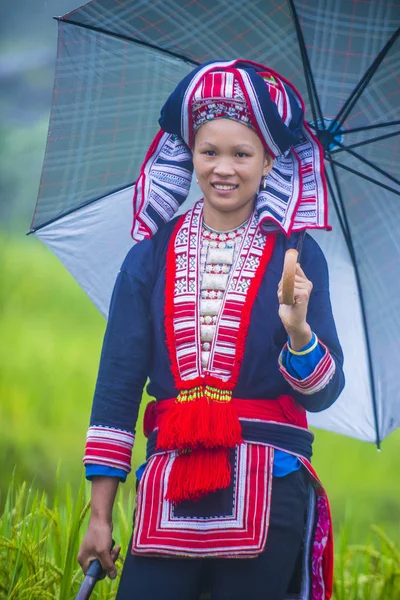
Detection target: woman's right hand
<box><xmin>77</xmin><ymin>519</ymin><xmax>120</xmax><ymax>579</ymax></box>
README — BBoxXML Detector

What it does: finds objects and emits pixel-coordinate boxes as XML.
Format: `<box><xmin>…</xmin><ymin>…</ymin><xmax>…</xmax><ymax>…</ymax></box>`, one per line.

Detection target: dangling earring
<box><xmin>262</xmin><ymin>176</ymin><xmax>267</xmax><ymax>190</ymax></box>
<box><xmin>196</xmin><ymin>178</ymin><xmax>199</xmax><ymax>184</ymax></box>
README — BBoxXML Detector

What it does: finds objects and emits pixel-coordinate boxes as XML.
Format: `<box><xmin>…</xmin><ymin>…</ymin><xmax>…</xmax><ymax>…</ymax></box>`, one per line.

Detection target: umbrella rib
<box><xmin>27</xmin><ymin>180</ymin><xmax>137</xmax><ymax>235</ymax></box>
<box><xmin>327</xmin><ymin>159</ymin><xmax>381</xmax><ymax>449</ymax></box>
<box><xmin>55</xmin><ymin>16</ymin><xmax>200</xmax><ymax>67</ymax></box>
<box><xmin>325</xmin><ymin>156</ymin><xmax>400</xmax><ymax>197</ymax></box>
<box><xmin>287</xmin><ymin>0</ymin><xmax>324</xmax><ymax>125</ymax></box>
<box><xmin>342</xmin><ymin>120</ymin><xmax>400</xmax><ymax>135</ymax></box>
<box><xmin>331</xmin><ymin>27</ymin><xmax>400</xmax><ymax>131</ymax></box>
<box><xmin>331</xmin><ymin>130</ymin><xmax>400</xmax><ymax>153</ymax></box>
<box><xmin>334</xmin><ymin>141</ymin><xmax>400</xmax><ymax>186</ymax></box>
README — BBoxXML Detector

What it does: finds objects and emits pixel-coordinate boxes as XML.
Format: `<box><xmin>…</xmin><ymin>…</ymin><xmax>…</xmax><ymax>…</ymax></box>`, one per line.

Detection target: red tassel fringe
<box><xmin>156</xmin><ymin>393</ymin><xmax>243</xmax><ymax>451</ymax></box>
<box><xmin>165</xmin><ymin>448</ymin><xmax>232</xmax><ymax>504</ymax></box>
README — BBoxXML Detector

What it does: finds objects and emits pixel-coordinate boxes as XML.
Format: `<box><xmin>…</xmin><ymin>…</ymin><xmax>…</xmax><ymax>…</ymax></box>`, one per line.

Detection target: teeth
<box><xmin>213</xmin><ymin>184</ymin><xmax>237</xmax><ymax>190</ymax></box>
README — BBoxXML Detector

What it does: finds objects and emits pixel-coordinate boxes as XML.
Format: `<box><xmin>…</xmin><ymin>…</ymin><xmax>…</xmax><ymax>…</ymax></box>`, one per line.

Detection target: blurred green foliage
<box><xmin>1</xmin><ymin>232</ymin><xmax>400</xmax><ymax>546</ymax></box>
<box><xmin>0</xmin><ymin>475</ymin><xmax>133</xmax><ymax>600</ymax></box>
<box><xmin>0</xmin><ymin>232</ymin><xmax>149</xmax><ymax>495</ymax></box>
<box><xmin>0</xmin><ymin>119</ymin><xmax>49</xmax><ymax>228</ymax></box>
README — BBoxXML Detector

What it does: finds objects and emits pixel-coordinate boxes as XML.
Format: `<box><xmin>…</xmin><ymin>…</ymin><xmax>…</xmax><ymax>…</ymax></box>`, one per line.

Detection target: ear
<box><xmin>263</xmin><ymin>152</ymin><xmax>274</xmax><ymax>177</ymax></box>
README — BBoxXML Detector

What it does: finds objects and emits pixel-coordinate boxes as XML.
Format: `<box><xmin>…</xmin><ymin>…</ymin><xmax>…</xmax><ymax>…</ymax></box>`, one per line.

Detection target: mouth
<box><xmin>211</xmin><ymin>183</ymin><xmax>239</xmax><ymax>191</ymax></box>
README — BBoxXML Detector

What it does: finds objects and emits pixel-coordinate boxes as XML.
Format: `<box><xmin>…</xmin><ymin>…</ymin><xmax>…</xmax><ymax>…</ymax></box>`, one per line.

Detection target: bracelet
<box><xmin>288</xmin><ymin>333</ymin><xmax>318</xmax><ymax>356</ymax></box>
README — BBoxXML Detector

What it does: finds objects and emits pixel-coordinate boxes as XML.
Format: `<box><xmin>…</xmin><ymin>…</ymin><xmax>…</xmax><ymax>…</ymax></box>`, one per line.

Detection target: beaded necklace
<box><xmin>199</xmin><ymin>220</ymin><xmax>249</xmax><ymax>369</ymax></box>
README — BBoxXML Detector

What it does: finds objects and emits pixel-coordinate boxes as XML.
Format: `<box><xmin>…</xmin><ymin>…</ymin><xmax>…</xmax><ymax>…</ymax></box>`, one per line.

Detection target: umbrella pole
<box><xmin>75</xmin><ymin>559</ymin><xmax>105</xmax><ymax>600</ymax></box>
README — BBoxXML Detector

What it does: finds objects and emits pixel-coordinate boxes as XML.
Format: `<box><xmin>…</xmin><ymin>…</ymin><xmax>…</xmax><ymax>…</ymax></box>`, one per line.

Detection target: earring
<box><xmin>262</xmin><ymin>176</ymin><xmax>267</xmax><ymax>190</ymax></box>
<box><xmin>196</xmin><ymin>178</ymin><xmax>199</xmax><ymax>184</ymax></box>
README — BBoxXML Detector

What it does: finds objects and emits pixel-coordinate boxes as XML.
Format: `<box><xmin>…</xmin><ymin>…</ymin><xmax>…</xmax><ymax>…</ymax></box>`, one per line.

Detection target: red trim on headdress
<box><xmin>131</xmin><ymin>129</ymin><xmax>165</xmax><ymax>240</ymax></box>
<box><xmin>286</xmin><ymin>146</ymin><xmax>303</xmax><ymax>237</ymax></box>
<box><xmin>304</xmin><ymin>121</ymin><xmax>330</xmax><ymax>230</ymax></box>
<box><xmin>225</xmin><ymin>67</ymin><xmax>276</xmax><ymax>158</ymax></box>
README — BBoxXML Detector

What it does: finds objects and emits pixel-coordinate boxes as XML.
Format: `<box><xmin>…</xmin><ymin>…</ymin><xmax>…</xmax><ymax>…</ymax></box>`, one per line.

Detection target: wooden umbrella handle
<box><xmin>281</xmin><ymin>249</ymin><xmax>299</xmax><ymax>305</ymax></box>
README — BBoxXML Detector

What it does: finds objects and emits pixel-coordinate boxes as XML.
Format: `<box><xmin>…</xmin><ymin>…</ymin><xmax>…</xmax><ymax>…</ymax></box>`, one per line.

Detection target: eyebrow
<box><xmin>197</xmin><ymin>142</ymin><xmax>255</xmax><ymax>151</ymax></box>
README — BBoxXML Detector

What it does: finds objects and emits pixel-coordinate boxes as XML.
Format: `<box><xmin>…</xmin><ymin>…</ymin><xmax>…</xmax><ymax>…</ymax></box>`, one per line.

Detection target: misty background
<box><xmin>0</xmin><ymin>1</ymin><xmax>80</xmax><ymax>230</ymax></box>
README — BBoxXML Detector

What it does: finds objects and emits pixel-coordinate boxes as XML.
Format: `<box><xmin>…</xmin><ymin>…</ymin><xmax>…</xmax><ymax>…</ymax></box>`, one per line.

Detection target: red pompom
<box><xmin>156</xmin><ymin>393</ymin><xmax>242</xmax><ymax>451</ymax></box>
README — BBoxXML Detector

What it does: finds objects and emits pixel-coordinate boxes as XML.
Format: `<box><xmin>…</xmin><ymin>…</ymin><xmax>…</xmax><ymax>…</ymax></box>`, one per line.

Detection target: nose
<box><xmin>213</xmin><ymin>157</ymin><xmax>235</xmax><ymax>177</ymax></box>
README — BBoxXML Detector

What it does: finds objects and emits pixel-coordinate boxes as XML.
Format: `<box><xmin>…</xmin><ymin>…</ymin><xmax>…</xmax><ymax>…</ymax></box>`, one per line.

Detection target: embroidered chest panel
<box><xmin>166</xmin><ymin>202</ymin><xmax>274</xmax><ymax>385</ymax></box>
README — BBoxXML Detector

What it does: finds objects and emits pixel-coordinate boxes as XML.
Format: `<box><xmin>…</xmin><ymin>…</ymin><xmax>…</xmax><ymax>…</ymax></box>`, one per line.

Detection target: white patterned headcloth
<box><xmin>131</xmin><ymin>59</ymin><xmax>330</xmax><ymax>242</ymax></box>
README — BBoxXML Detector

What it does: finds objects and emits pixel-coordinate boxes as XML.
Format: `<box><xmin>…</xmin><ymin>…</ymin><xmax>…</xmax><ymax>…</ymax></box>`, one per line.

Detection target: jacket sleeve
<box><xmin>281</xmin><ymin>331</ymin><xmax>325</xmax><ymax>379</ymax></box>
<box><xmin>83</xmin><ymin>239</ymin><xmax>154</xmax><ymax>476</ymax></box>
<box><xmin>278</xmin><ymin>234</ymin><xmax>345</xmax><ymax>412</ymax></box>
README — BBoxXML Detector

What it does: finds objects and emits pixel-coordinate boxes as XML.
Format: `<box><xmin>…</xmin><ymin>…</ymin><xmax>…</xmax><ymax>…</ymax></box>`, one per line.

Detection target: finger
<box><xmin>111</xmin><ymin>546</ymin><xmax>121</xmax><ymax>563</ymax></box>
<box><xmin>293</xmin><ymin>288</ymin><xmax>311</xmax><ymax>300</ymax></box>
<box><xmin>294</xmin><ymin>276</ymin><xmax>313</xmax><ymax>288</ymax></box>
<box><xmin>98</xmin><ymin>549</ymin><xmax>117</xmax><ymax>579</ymax></box>
<box><xmin>294</xmin><ymin>269</ymin><xmax>311</xmax><ymax>279</ymax></box>
<box><xmin>295</xmin><ymin>263</ymin><xmax>306</xmax><ymax>277</ymax></box>
<box><xmin>78</xmin><ymin>555</ymin><xmax>97</xmax><ymax>575</ymax></box>
<box><xmin>294</xmin><ymin>277</ymin><xmax>310</xmax><ymax>288</ymax></box>
<box><xmin>294</xmin><ymin>273</ymin><xmax>312</xmax><ymax>285</ymax></box>
<box><xmin>293</xmin><ymin>283</ymin><xmax>312</xmax><ymax>296</ymax></box>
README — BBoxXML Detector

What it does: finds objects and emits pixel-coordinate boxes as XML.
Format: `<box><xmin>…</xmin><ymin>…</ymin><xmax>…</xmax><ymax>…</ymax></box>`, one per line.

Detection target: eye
<box><xmin>236</xmin><ymin>152</ymin><xmax>249</xmax><ymax>158</ymax></box>
<box><xmin>202</xmin><ymin>150</ymin><xmax>216</xmax><ymax>156</ymax></box>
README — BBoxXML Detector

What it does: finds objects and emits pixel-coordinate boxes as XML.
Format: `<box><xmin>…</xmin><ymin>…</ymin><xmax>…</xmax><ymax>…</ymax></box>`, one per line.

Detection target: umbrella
<box><xmin>29</xmin><ymin>0</ymin><xmax>400</xmax><ymax>446</ymax></box>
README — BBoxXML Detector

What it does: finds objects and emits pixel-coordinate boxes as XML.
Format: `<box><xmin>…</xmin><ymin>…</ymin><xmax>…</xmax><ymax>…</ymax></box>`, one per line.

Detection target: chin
<box><xmin>208</xmin><ymin>196</ymin><xmax>249</xmax><ymax>214</ymax></box>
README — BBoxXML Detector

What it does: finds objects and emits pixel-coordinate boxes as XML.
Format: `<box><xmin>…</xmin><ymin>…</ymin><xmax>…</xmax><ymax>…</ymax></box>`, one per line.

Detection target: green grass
<box><xmin>1</xmin><ymin>476</ymin><xmax>399</xmax><ymax>600</ymax></box>
<box><xmin>1</xmin><ymin>232</ymin><xmax>106</xmax><ymax>493</ymax></box>
<box><xmin>0</xmin><ymin>475</ymin><xmax>133</xmax><ymax>600</ymax></box>
<box><xmin>1</xmin><ymin>231</ymin><xmax>400</xmax><ymax>547</ymax></box>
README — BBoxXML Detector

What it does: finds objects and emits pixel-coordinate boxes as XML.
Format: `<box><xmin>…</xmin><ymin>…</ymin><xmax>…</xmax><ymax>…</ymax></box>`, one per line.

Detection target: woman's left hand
<box><xmin>277</xmin><ymin>263</ymin><xmax>313</xmax><ymax>350</ymax></box>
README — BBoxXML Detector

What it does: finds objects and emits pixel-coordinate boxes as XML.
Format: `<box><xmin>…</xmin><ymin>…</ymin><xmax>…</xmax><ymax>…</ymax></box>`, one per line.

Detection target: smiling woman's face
<box><xmin>193</xmin><ymin>118</ymin><xmax>273</xmax><ymax>228</ymax></box>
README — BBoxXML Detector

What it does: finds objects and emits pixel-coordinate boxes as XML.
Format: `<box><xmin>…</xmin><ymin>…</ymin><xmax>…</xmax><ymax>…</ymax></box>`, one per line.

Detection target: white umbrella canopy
<box><xmin>31</xmin><ymin>0</ymin><xmax>400</xmax><ymax>444</ymax></box>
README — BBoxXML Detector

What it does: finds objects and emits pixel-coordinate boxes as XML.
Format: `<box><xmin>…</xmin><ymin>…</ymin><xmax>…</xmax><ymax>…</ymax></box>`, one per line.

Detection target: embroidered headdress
<box><xmin>191</xmin><ymin>70</ymin><xmax>254</xmax><ymax>132</ymax></box>
<box><xmin>131</xmin><ymin>59</ymin><xmax>330</xmax><ymax>242</ymax></box>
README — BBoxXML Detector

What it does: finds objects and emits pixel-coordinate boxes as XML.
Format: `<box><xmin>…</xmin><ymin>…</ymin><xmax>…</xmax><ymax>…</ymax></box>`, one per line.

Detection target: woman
<box><xmin>78</xmin><ymin>60</ymin><xmax>344</xmax><ymax>600</ymax></box>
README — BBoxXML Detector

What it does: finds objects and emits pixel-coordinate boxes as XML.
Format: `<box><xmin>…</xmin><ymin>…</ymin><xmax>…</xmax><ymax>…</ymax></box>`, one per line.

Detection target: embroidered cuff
<box><xmin>83</xmin><ymin>425</ymin><xmax>134</xmax><ymax>473</ymax></box>
<box><xmin>287</xmin><ymin>333</ymin><xmax>319</xmax><ymax>356</ymax></box>
<box><xmin>279</xmin><ymin>340</ymin><xmax>336</xmax><ymax>395</ymax></box>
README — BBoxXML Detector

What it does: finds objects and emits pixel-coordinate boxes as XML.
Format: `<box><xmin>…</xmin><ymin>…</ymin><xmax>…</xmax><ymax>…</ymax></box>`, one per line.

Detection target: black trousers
<box><xmin>116</xmin><ymin>467</ymin><xmax>309</xmax><ymax>600</ymax></box>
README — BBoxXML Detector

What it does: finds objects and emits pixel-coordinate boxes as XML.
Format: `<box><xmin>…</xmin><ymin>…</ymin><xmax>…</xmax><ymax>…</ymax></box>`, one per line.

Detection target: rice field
<box><xmin>1</xmin><ymin>476</ymin><xmax>400</xmax><ymax>600</ymax></box>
